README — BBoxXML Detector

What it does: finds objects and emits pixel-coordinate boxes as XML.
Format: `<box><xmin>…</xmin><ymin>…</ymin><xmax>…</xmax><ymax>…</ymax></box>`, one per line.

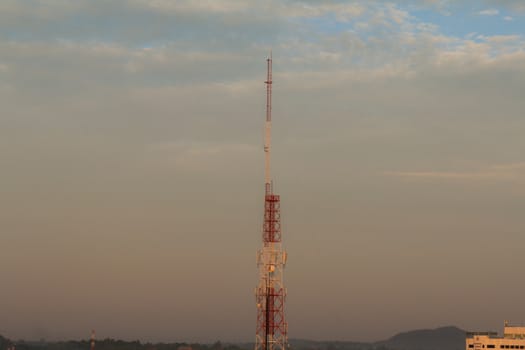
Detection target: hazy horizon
<box><xmin>1</xmin><ymin>325</ymin><xmax>468</xmax><ymax>343</ymax></box>
<box><xmin>1</xmin><ymin>0</ymin><xmax>525</xmax><ymax>344</ymax></box>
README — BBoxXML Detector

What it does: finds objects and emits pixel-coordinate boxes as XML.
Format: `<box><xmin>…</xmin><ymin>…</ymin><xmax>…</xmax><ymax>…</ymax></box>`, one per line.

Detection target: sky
<box><xmin>1</xmin><ymin>0</ymin><xmax>525</xmax><ymax>344</ymax></box>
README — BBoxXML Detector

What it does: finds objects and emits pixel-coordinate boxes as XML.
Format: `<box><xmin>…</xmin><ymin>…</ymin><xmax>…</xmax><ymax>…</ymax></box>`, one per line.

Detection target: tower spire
<box><xmin>255</xmin><ymin>55</ymin><xmax>288</xmax><ymax>350</ymax></box>
<box><xmin>264</xmin><ymin>54</ymin><xmax>273</xmax><ymax>194</ymax></box>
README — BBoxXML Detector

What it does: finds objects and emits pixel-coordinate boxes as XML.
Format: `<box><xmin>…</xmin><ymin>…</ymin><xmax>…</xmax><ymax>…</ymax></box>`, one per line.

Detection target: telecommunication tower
<box><xmin>90</xmin><ymin>330</ymin><xmax>95</xmax><ymax>350</ymax></box>
<box><xmin>255</xmin><ymin>55</ymin><xmax>288</xmax><ymax>350</ymax></box>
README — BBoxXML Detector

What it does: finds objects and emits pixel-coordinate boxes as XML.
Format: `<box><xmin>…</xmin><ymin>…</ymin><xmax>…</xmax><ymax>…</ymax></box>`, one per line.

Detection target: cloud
<box><xmin>478</xmin><ymin>8</ymin><xmax>499</xmax><ymax>16</ymax></box>
<box><xmin>147</xmin><ymin>140</ymin><xmax>257</xmax><ymax>160</ymax></box>
<box><xmin>504</xmin><ymin>16</ymin><xmax>514</xmax><ymax>21</ymax></box>
<box><xmin>484</xmin><ymin>34</ymin><xmax>520</xmax><ymax>43</ymax></box>
<box><xmin>0</xmin><ymin>1</ymin><xmax>522</xmax><ymax>81</ymax></box>
<box><xmin>385</xmin><ymin>163</ymin><xmax>525</xmax><ymax>182</ymax></box>
<box><xmin>484</xmin><ymin>0</ymin><xmax>525</xmax><ymax>13</ymax></box>
<box><xmin>0</xmin><ymin>0</ymin><xmax>84</xmax><ymax>19</ymax></box>
<box><xmin>137</xmin><ymin>0</ymin><xmax>251</xmax><ymax>14</ymax></box>
<box><xmin>134</xmin><ymin>140</ymin><xmax>261</xmax><ymax>177</ymax></box>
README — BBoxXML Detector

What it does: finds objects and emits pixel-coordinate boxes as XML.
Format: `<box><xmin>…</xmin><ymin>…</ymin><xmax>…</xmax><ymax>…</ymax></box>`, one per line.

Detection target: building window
<box><xmin>488</xmin><ymin>345</ymin><xmax>495</xmax><ymax>348</ymax></box>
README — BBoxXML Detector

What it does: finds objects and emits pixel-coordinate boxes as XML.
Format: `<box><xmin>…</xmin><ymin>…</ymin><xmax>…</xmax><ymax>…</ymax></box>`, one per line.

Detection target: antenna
<box><xmin>255</xmin><ymin>54</ymin><xmax>288</xmax><ymax>350</ymax></box>
<box><xmin>264</xmin><ymin>53</ymin><xmax>273</xmax><ymax>194</ymax></box>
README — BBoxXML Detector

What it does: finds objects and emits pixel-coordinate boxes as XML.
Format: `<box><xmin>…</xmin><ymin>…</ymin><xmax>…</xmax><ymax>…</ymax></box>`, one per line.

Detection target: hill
<box><xmin>378</xmin><ymin>326</ymin><xmax>465</xmax><ymax>350</ymax></box>
<box><xmin>289</xmin><ymin>326</ymin><xmax>466</xmax><ymax>350</ymax></box>
<box><xmin>0</xmin><ymin>326</ymin><xmax>467</xmax><ymax>350</ymax></box>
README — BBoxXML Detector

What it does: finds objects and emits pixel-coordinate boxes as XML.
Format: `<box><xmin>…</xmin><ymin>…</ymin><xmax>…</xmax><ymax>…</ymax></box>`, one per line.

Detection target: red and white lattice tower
<box><xmin>255</xmin><ymin>55</ymin><xmax>288</xmax><ymax>350</ymax></box>
<box><xmin>90</xmin><ymin>330</ymin><xmax>95</xmax><ymax>350</ymax></box>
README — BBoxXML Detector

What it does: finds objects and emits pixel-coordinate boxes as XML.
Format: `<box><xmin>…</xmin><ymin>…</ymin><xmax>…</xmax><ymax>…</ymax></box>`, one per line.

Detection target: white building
<box><xmin>467</xmin><ymin>322</ymin><xmax>525</xmax><ymax>350</ymax></box>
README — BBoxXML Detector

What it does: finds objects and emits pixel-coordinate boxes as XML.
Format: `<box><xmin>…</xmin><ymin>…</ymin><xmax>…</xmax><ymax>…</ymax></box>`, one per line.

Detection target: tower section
<box><xmin>255</xmin><ymin>55</ymin><xmax>288</xmax><ymax>350</ymax></box>
<box><xmin>90</xmin><ymin>330</ymin><xmax>95</xmax><ymax>350</ymax></box>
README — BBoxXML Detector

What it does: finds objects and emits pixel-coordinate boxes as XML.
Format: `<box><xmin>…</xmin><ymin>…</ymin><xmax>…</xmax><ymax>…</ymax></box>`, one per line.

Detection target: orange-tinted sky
<box><xmin>1</xmin><ymin>0</ymin><xmax>525</xmax><ymax>343</ymax></box>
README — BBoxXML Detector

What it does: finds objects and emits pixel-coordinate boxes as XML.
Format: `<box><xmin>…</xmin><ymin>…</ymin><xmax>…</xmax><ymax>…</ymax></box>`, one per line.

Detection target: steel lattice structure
<box><xmin>255</xmin><ymin>55</ymin><xmax>288</xmax><ymax>350</ymax></box>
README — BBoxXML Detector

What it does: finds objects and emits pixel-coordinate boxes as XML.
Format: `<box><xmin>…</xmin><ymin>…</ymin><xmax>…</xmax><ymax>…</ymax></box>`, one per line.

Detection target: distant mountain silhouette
<box><xmin>0</xmin><ymin>326</ymin><xmax>467</xmax><ymax>350</ymax></box>
<box><xmin>288</xmin><ymin>326</ymin><xmax>466</xmax><ymax>350</ymax></box>
<box><xmin>378</xmin><ymin>326</ymin><xmax>465</xmax><ymax>350</ymax></box>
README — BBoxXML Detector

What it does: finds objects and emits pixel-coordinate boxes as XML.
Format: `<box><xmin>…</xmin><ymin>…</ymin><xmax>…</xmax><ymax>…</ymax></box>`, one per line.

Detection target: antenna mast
<box><xmin>264</xmin><ymin>53</ymin><xmax>273</xmax><ymax>194</ymax></box>
<box><xmin>255</xmin><ymin>55</ymin><xmax>288</xmax><ymax>350</ymax></box>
